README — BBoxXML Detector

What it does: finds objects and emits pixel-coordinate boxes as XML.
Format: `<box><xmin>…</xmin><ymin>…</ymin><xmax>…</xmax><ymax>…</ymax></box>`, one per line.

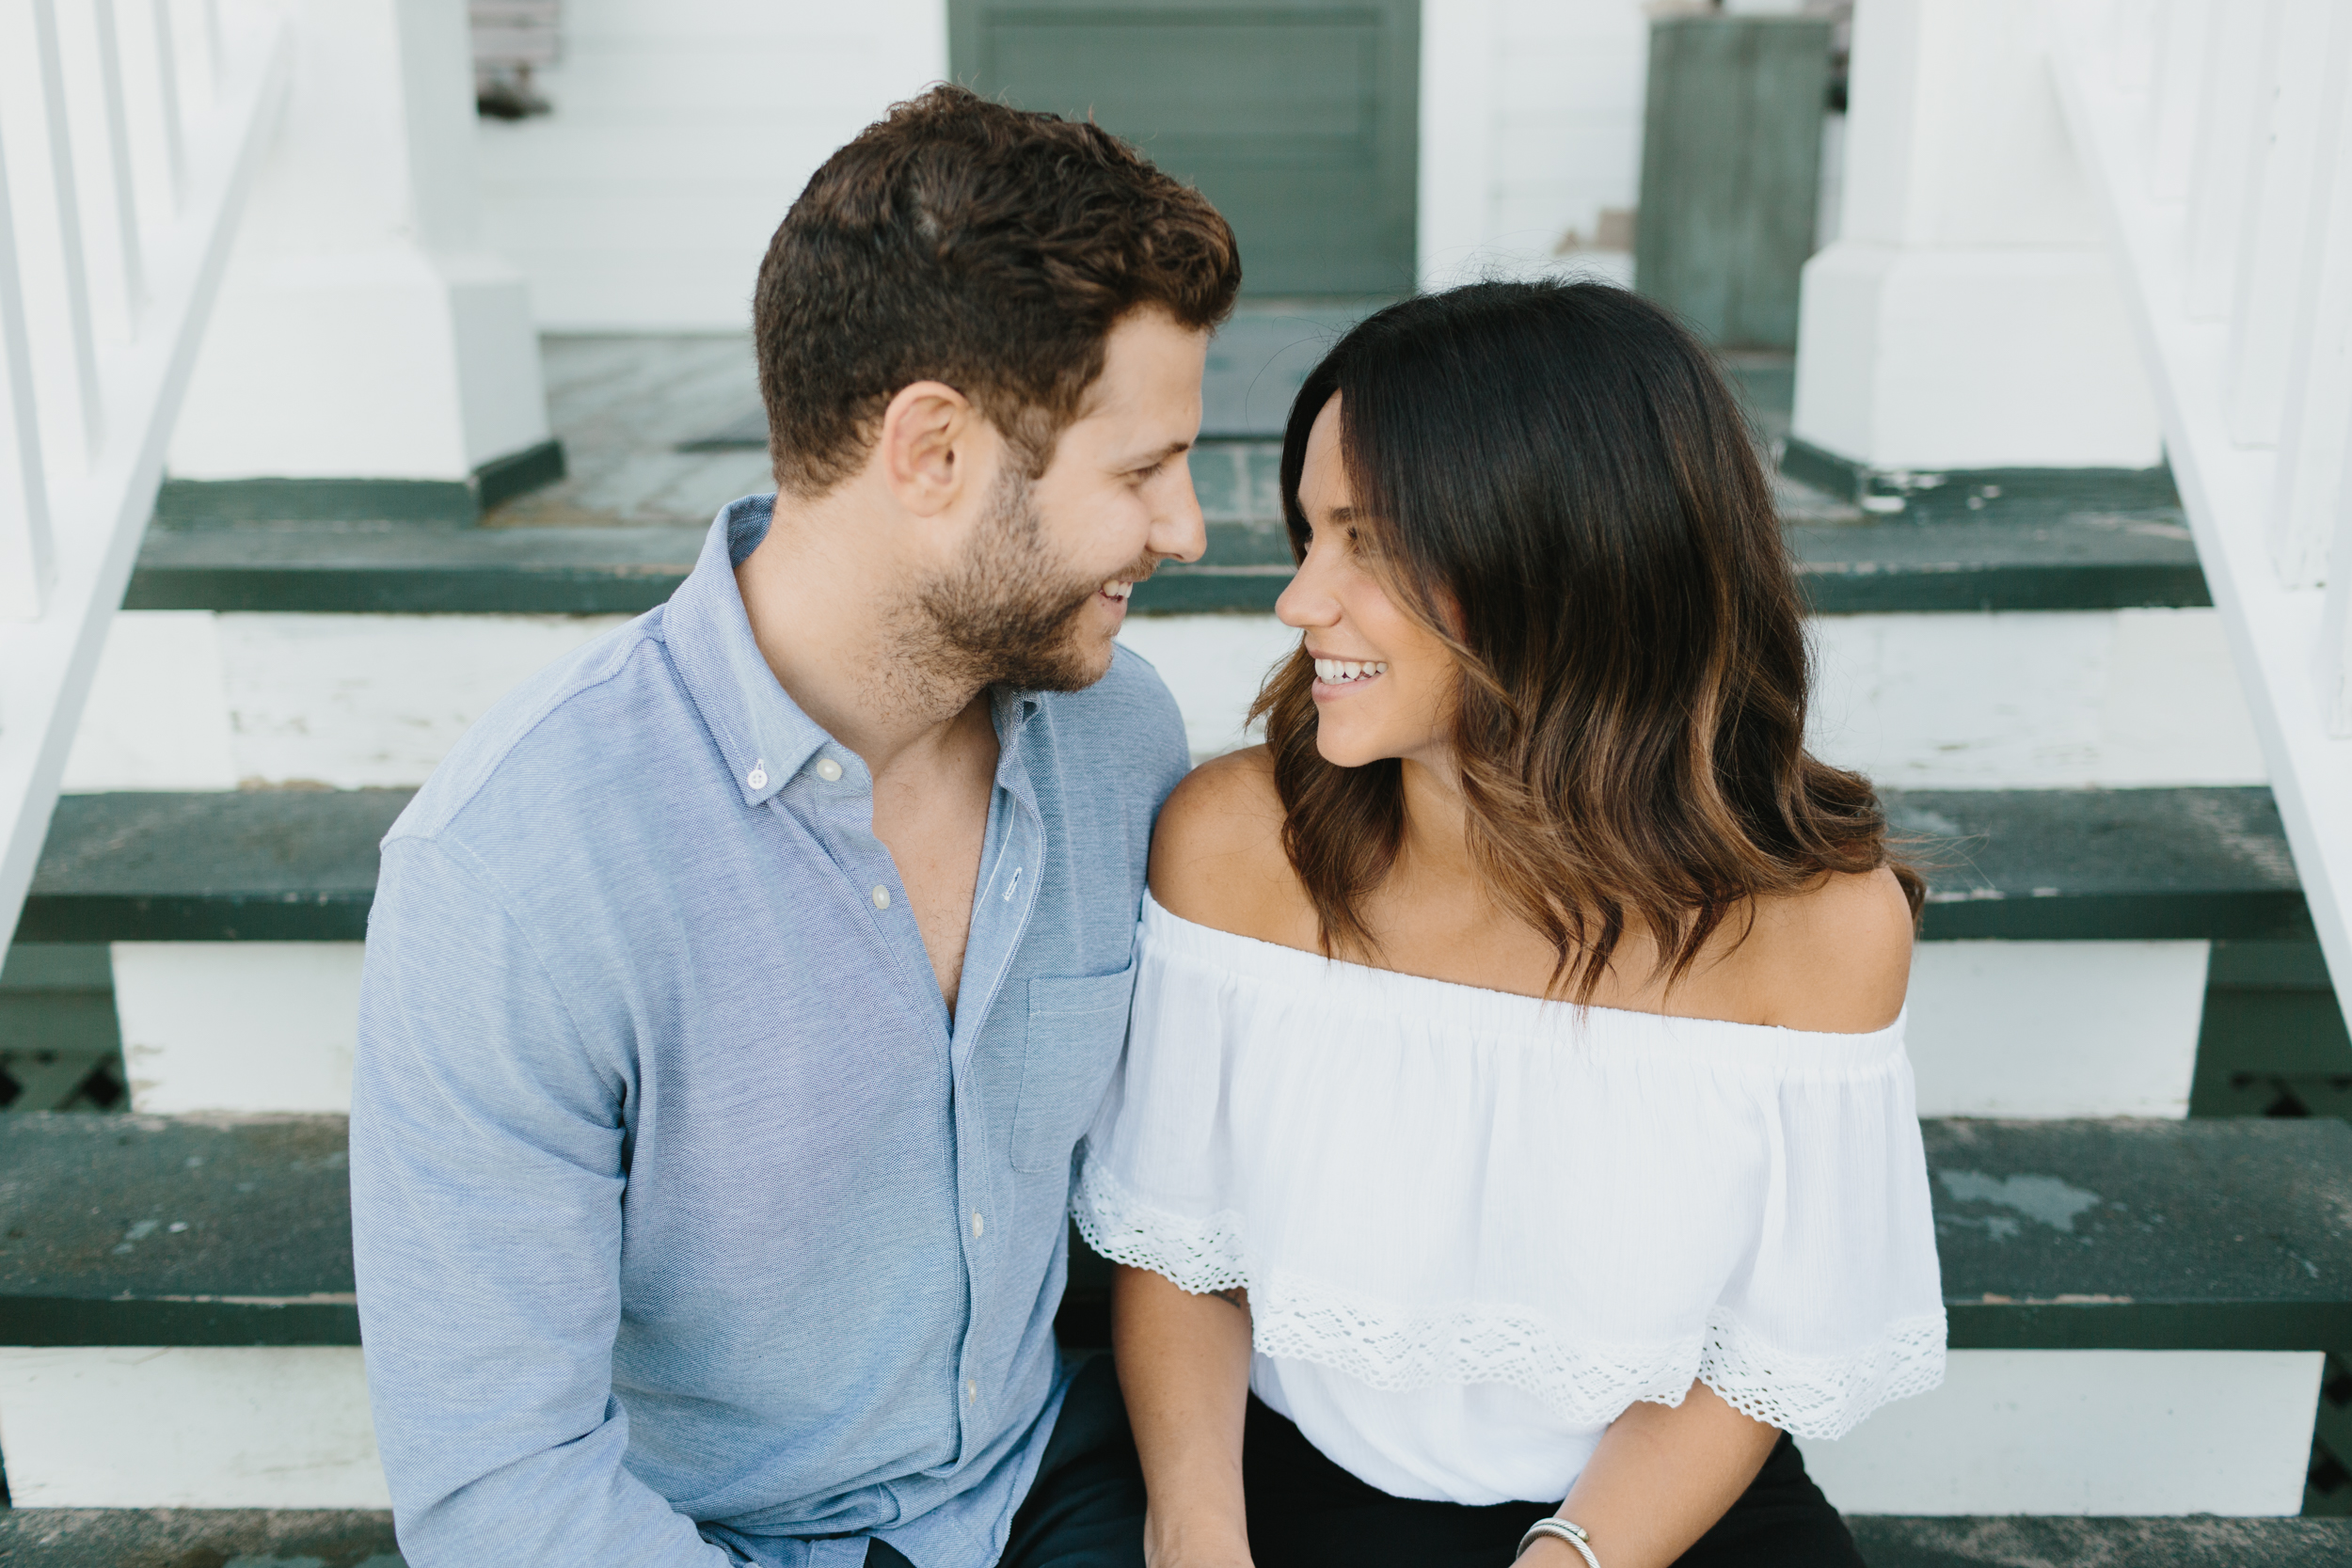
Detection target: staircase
<box><xmin>4</xmin><ymin>8</ymin><xmax>2352</xmax><ymax>1562</ymax></box>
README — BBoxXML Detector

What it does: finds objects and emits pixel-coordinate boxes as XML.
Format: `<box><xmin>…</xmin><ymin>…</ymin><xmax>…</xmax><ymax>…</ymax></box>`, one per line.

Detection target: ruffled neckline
<box><xmin>1140</xmin><ymin>892</ymin><xmax>1908</xmax><ymax>1067</ymax></box>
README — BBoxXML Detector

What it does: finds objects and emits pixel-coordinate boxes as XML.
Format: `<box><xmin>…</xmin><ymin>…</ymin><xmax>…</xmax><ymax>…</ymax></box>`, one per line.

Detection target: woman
<box><xmin>1075</xmin><ymin>281</ymin><xmax>1946</xmax><ymax>1568</ymax></box>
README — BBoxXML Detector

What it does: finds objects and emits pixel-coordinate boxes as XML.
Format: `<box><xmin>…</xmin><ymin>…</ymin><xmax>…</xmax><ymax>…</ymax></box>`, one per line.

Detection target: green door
<box><xmin>949</xmin><ymin>1</ymin><xmax>1420</xmax><ymax>298</ymax></box>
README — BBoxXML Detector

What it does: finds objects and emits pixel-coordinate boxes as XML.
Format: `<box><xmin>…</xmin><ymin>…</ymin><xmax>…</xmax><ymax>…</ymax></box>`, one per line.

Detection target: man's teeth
<box><xmin>1102</xmin><ymin>581</ymin><xmax>1134</xmax><ymax>601</ymax></box>
<box><xmin>1313</xmin><ymin>657</ymin><xmax>1389</xmax><ymax>684</ymax></box>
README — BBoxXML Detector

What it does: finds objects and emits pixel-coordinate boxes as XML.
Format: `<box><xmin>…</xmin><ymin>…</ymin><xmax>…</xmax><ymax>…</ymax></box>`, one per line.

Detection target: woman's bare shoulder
<box><xmin>1732</xmin><ymin>865</ymin><xmax>1916</xmax><ymax>1034</ymax></box>
<box><xmin>1148</xmin><ymin>747</ymin><xmax>1312</xmax><ymax>944</ymax></box>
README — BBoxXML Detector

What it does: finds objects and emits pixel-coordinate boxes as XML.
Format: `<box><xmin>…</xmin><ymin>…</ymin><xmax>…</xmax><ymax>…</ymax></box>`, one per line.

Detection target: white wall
<box><xmin>474</xmin><ymin>1</ymin><xmax>948</xmax><ymax>332</ymax></box>
<box><xmin>1421</xmin><ymin>0</ymin><xmax>1650</xmax><ymax>290</ymax></box>
<box><xmin>473</xmin><ymin>1</ymin><xmax>1652</xmax><ymax>328</ymax></box>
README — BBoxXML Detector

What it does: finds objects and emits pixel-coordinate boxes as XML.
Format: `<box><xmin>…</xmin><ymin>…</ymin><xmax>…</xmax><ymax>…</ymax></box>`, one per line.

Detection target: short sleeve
<box><xmin>1071</xmin><ymin>918</ymin><xmax>1248</xmax><ymax>1293</ymax></box>
<box><xmin>1693</xmin><ymin>1066</ymin><xmax>1948</xmax><ymax>1440</ymax></box>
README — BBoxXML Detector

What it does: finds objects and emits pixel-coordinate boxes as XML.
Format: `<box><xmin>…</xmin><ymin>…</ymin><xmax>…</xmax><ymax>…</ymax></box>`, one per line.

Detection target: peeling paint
<box><xmin>1937</xmin><ymin>1169</ymin><xmax>2105</xmax><ymax>1233</ymax></box>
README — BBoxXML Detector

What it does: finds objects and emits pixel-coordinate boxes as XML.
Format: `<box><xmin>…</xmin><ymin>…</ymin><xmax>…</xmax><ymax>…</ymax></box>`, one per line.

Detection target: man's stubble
<box><xmin>899</xmin><ymin>463</ymin><xmax>1152</xmax><ymax>698</ymax></box>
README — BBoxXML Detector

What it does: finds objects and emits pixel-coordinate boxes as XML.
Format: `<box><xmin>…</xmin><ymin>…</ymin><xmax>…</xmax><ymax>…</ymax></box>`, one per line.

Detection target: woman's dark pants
<box><xmin>867</xmin><ymin>1360</ymin><xmax>1863</xmax><ymax>1568</ymax></box>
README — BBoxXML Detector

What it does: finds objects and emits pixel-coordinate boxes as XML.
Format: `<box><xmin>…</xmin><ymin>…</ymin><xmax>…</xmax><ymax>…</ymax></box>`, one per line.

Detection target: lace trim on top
<box><xmin>1073</xmin><ymin>1158</ymin><xmax>1947</xmax><ymax>1443</ymax></box>
<box><xmin>1073</xmin><ymin>1157</ymin><xmax>1248</xmax><ymax>1293</ymax></box>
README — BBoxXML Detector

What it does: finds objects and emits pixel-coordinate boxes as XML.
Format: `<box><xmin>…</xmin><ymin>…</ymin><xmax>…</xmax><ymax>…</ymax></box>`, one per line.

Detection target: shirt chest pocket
<box><xmin>1011</xmin><ymin>963</ymin><xmax>1139</xmax><ymax>1175</ymax></box>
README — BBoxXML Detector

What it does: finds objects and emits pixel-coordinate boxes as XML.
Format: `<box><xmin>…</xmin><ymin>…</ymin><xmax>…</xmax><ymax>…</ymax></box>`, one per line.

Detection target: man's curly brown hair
<box><xmin>755</xmin><ymin>85</ymin><xmax>1243</xmax><ymax>499</ymax></box>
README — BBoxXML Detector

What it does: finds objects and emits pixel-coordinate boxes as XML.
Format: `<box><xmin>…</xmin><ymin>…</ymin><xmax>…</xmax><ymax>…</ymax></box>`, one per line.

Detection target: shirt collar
<box><xmin>663</xmin><ymin>495</ymin><xmax>1044</xmax><ymax>809</ymax></box>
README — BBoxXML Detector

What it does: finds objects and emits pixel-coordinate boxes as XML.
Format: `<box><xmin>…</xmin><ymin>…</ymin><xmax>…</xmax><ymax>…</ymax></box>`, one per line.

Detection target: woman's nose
<box><xmin>1275</xmin><ymin>555</ymin><xmax>1338</xmax><ymax>630</ymax></box>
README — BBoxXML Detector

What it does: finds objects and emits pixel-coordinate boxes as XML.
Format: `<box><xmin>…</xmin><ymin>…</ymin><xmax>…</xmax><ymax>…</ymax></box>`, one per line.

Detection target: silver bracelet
<box><xmin>1518</xmin><ymin>1516</ymin><xmax>1600</xmax><ymax>1568</ymax></box>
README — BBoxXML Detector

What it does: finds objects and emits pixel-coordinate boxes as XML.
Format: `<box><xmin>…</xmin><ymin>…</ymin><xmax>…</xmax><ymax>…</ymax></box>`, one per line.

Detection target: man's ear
<box><xmin>877</xmin><ymin>381</ymin><xmax>981</xmax><ymax>518</ymax></box>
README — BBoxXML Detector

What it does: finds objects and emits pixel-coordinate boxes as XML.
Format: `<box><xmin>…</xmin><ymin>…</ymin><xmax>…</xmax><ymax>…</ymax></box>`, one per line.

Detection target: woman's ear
<box><xmin>877</xmin><ymin>380</ymin><xmax>978</xmax><ymax>518</ymax></box>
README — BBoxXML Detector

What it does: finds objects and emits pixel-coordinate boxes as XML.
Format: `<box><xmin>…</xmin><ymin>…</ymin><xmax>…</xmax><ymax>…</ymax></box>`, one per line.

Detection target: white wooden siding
<box><xmin>473</xmin><ymin>1</ymin><xmax>946</xmax><ymax>331</ymax></box>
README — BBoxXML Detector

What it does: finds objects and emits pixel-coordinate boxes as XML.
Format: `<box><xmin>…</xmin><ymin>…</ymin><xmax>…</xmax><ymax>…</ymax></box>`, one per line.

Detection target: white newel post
<box><xmin>1789</xmin><ymin>0</ymin><xmax>2162</xmax><ymax>472</ymax></box>
<box><xmin>165</xmin><ymin>0</ymin><xmax>548</xmax><ymax>484</ymax></box>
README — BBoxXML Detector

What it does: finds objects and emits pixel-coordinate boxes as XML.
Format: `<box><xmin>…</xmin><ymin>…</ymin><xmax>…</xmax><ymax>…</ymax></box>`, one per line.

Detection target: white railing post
<box><xmin>0</xmin><ymin>125</ymin><xmax>56</xmax><ymax>623</ymax></box>
<box><xmin>23</xmin><ymin>0</ymin><xmax>105</xmax><ymax>472</ymax></box>
<box><xmin>2221</xmin><ymin>0</ymin><xmax>2331</xmax><ymax>450</ymax></box>
<box><xmin>2183</xmin><ymin>0</ymin><xmax>2271</xmax><ymax>321</ymax></box>
<box><xmin>2325</xmin><ymin>449</ymin><xmax>2352</xmax><ymax>732</ymax></box>
<box><xmin>87</xmin><ymin>0</ymin><xmax>147</xmax><ymax>328</ymax></box>
<box><xmin>2149</xmin><ymin>0</ymin><xmax>2210</xmax><ymax>201</ymax></box>
<box><xmin>149</xmin><ymin>0</ymin><xmax>189</xmax><ymax>211</ymax></box>
<box><xmin>2267</xmin><ymin>2</ymin><xmax>2352</xmax><ymax>590</ymax></box>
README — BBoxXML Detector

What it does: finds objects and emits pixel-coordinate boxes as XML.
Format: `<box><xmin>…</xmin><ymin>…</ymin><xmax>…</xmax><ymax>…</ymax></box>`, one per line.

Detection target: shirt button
<box><xmin>816</xmin><ymin>757</ymin><xmax>843</xmax><ymax>783</ymax></box>
<box><xmin>871</xmin><ymin>886</ymin><xmax>890</xmax><ymax>911</ymax></box>
<box><xmin>971</xmin><ymin>1212</ymin><xmax>984</xmax><ymax>1238</ymax></box>
<box><xmin>746</xmin><ymin>762</ymin><xmax>768</xmax><ymax>790</ymax></box>
<box><xmin>965</xmin><ymin>1380</ymin><xmax>978</xmax><ymax>1403</ymax></box>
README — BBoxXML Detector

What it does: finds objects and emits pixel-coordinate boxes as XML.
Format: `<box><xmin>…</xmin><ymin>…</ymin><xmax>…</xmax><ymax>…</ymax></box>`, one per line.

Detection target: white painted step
<box><xmin>0</xmin><ymin>1345</ymin><xmax>2311</xmax><ymax>1516</ymax></box>
<box><xmin>108</xmin><ymin>938</ymin><xmax>2214</xmax><ymax>1120</ymax></box>
<box><xmin>67</xmin><ymin>607</ymin><xmax>2265</xmax><ymax>793</ymax></box>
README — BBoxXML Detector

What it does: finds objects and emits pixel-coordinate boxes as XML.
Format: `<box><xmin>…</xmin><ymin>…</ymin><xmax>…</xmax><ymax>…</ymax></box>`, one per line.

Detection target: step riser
<box><xmin>1908</xmin><ymin>941</ymin><xmax>2207</xmax><ymax>1117</ymax></box>
<box><xmin>0</xmin><ymin>1346</ymin><xmax>2307</xmax><ymax>1514</ymax></box>
<box><xmin>0</xmin><ymin>1346</ymin><xmax>388</xmax><ymax>1509</ymax></box>
<box><xmin>113</xmin><ymin>942</ymin><xmax>362</xmax><ymax>1115</ymax></box>
<box><xmin>68</xmin><ymin>608</ymin><xmax>2265</xmax><ymax>793</ymax></box>
<box><xmin>1802</xmin><ymin>1349</ymin><xmax>2322</xmax><ymax>1517</ymax></box>
<box><xmin>106</xmin><ymin>940</ymin><xmax>2209</xmax><ymax>1118</ymax></box>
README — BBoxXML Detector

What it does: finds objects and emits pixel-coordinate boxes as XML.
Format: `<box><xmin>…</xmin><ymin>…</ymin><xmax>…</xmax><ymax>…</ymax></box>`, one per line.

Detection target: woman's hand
<box><xmin>1115</xmin><ymin>1266</ymin><xmax>1258</xmax><ymax>1568</ymax></box>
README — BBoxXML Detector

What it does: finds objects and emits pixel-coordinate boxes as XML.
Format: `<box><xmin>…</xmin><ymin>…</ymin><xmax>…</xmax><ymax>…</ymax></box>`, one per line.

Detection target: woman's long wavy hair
<box><xmin>1249</xmin><ymin>280</ymin><xmax>1923</xmax><ymax>1000</ymax></box>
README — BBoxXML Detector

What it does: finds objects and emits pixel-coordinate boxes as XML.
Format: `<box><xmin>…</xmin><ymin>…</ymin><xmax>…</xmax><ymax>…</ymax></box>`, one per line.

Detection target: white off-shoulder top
<box><xmin>1074</xmin><ymin>894</ymin><xmax>1947</xmax><ymax>1506</ymax></box>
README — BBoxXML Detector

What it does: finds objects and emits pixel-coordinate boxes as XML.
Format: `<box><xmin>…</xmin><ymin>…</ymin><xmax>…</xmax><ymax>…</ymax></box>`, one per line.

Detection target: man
<box><xmin>350</xmin><ymin>86</ymin><xmax>1240</xmax><ymax>1567</ymax></box>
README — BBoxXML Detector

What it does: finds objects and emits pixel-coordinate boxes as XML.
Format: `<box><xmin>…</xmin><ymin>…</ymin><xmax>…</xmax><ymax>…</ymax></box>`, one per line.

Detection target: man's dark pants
<box><xmin>866</xmin><ymin>1354</ymin><xmax>1147</xmax><ymax>1568</ymax></box>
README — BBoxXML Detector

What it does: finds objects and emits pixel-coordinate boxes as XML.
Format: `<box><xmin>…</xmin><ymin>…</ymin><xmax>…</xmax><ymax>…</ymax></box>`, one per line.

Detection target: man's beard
<box><xmin>904</xmin><ymin>465</ymin><xmax>1149</xmax><ymax>694</ymax></box>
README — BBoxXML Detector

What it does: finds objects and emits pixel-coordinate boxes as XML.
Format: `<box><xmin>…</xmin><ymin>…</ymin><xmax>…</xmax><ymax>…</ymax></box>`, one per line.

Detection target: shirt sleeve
<box><xmin>1069</xmin><ymin>932</ymin><xmax>1247</xmax><ymax>1294</ymax></box>
<box><xmin>1693</xmin><ymin>1060</ymin><xmax>1948</xmax><ymax>1441</ymax></box>
<box><xmin>350</xmin><ymin>834</ymin><xmax>734</xmax><ymax>1568</ymax></box>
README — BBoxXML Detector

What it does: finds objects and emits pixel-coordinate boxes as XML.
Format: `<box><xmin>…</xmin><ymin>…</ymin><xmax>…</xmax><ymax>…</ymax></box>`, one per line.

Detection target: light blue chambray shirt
<box><xmin>350</xmin><ymin>495</ymin><xmax>1190</xmax><ymax>1568</ymax></box>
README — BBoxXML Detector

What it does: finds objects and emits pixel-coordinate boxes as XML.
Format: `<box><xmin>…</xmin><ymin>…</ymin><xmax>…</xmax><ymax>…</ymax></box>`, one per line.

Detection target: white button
<box><xmin>871</xmin><ymin>885</ymin><xmax>891</xmax><ymax>910</ymax></box>
<box><xmin>965</xmin><ymin>1379</ymin><xmax>978</xmax><ymax>1402</ymax></box>
<box><xmin>746</xmin><ymin>762</ymin><xmax>768</xmax><ymax>790</ymax></box>
<box><xmin>971</xmin><ymin>1212</ymin><xmax>984</xmax><ymax>1238</ymax></box>
<box><xmin>816</xmin><ymin>757</ymin><xmax>843</xmax><ymax>783</ymax></box>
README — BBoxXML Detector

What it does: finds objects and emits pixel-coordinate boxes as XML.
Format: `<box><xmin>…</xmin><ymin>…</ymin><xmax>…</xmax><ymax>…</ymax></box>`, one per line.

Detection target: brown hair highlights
<box><xmin>754</xmin><ymin>86</ymin><xmax>1242</xmax><ymax>499</ymax></box>
<box><xmin>1252</xmin><ymin>281</ymin><xmax>1923</xmax><ymax>999</ymax></box>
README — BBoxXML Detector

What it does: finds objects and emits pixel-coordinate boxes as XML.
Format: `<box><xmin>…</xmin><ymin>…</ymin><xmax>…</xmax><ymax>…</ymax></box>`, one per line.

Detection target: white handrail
<box><xmin>0</xmin><ymin>0</ymin><xmax>290</xmax><ymax>950</ymax></box>
<box><xmin>2054</xmin><ymin>0</ymin><xmax>2352</xmax><ymax>1037</ymax></box>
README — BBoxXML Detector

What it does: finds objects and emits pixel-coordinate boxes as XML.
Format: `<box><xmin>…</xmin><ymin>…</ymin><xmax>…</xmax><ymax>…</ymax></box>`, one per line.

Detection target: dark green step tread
<box><xmin>122</xmin><ymin>505</ymin><xmax>2210</xmax><ymax>616</ymax></box>
<box><xmin>1075</xmin><ymin>1117</ymin><xmax>2352</xmax><ymax>1355</ymax></box>
<box><xmin>1888</xmin><ymin>787</ymin><xmax>2309</xmax><ymax>942</ymax></box>
<box><xmin>0</xmin><ymin>1114</ymin><xmax>357</xmax><ymax>1346</ymax></box>
<box><xmin>14</xmin><ymin>788</ymin><xmax>2306</xmax><ymax>947</ymax></box>
<box><xmin>0</xmin><ymin>1513</ymin><xmax>2340</xmax><ymax>1568</ymax></box>
<box><xmin>7</xmin><ymin>1116</ymin><xmax>2348</xmax><ymax>1348</ymax></box>
<box><xmin>1923</xmin><ymin>1117</ymin><xmax>2352</xmax><ymax>1352</ymax></box>
<box><xmin>14</xmin><ymin>789</ymin><xmax>411</xmax><ymax>942</ymax></box>
<box><xmin>0</xmin><ymin>1509</ymin><xmax>405</xmax><ymax>1567</ymax></box>
<box><xmin>1848</xmin><ymin>1516</ymin><xmax>2352</xmax><ymax>1567</ymax></box>
<box><xmin>13</xmin><ymin>1109</ymin><xmax>2352</xmax><ymax>1354</ymax></box>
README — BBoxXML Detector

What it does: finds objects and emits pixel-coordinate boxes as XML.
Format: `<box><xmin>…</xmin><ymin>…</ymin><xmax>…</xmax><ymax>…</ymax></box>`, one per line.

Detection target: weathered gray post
<box><xmin>1633</xmin><ymin>12</ymin><xmax>1833</xmax><ymax>351</ymax></box>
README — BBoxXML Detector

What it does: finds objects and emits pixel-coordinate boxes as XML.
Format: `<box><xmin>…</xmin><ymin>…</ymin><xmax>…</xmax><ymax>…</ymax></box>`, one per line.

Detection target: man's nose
<box><xmin>1152</xmin><ymin>461</ymin><xmax>1208</xmax><ymax>564</ymax></box>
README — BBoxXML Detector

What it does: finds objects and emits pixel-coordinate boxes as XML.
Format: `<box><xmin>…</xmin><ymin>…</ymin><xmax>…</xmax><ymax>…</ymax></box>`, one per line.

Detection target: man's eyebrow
<box><xmin>1118</xmin><ymin>438</ymin><xmax>1193</xmax><ymax>468</ymax></box>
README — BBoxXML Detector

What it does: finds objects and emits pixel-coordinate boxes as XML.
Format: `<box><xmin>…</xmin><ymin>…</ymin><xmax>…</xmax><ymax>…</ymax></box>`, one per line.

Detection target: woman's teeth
<box><xmin>1102</xmin><ymin>581</ymin><xmax>1134</xmax><ymax>601</ymax></box>
<box><xmin>1313</xmin><ymin>657</ymin><xmax>1388</xmax><ymax>684</ymax></box>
